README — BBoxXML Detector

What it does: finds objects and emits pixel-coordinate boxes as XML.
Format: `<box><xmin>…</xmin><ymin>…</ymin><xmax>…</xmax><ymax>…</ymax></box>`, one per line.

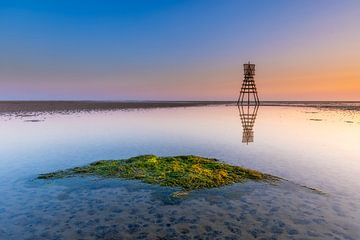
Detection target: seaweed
<box><xmin>38</xmin><ymin>155</ymin><xmax>277</xmax><ymax>190</ymax></box>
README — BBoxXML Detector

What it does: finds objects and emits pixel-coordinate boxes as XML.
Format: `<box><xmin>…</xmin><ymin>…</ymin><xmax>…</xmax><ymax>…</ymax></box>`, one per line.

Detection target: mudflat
<box><xmin>1</xmin><ymin>101</ymin><xmax>359</xmax><ymax>114</ymax></box>
<box><xmin>0</xmin><ymin>101</ymin><xmax>233</xmax><ymax>113</ymax></box>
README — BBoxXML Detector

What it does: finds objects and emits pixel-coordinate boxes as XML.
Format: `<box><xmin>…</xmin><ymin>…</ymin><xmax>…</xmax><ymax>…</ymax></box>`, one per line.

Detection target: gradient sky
<box><xmin>1</xmin><ymin>0</ymin><xmax>359</xmax><ymax>101</ymax></box>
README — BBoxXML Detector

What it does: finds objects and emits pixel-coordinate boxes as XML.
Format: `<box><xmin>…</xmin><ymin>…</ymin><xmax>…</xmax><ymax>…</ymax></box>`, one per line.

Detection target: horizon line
<box><xmin>0</xmin><ymin>100</ymin><xmax>359</xmax><ymax>103</ymax></box>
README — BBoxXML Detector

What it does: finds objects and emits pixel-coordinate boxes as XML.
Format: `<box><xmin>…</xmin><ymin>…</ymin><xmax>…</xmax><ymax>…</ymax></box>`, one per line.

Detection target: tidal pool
<box><xmin>0</xmin><ymin>104</ymin><xmax>359</xmax><ymax>239</ymax></box>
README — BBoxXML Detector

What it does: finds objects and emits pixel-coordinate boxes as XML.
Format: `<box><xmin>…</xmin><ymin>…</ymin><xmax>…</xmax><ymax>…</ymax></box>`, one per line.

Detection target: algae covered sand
<box><xmin>38</xmin><ymin>155</ymin><xmax>277</xmax><ymax>190</ymax></box>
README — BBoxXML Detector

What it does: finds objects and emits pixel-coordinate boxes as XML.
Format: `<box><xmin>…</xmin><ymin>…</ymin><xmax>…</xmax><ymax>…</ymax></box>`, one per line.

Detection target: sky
<box><xmin>0</xmin><ymin>0</ymin><xmax>359</xmax><ymax>101</ymax></box>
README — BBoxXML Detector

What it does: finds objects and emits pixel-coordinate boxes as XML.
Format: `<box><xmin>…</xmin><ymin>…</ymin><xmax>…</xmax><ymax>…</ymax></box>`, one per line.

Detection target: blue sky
<box><xmin>1</xmin><ymin>0</ymin><xmax>359</xmax><ymax>100</ymax></box>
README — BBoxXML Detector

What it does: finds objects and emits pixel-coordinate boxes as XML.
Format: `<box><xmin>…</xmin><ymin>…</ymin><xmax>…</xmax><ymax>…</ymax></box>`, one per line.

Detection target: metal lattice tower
<box><xmin>237</xmin><ymin>62</ymin><xmax>260</xmax><ymax>105</ymax></box>
<box><xmin>238</xmin><ymin>104</ymin><xmax>259</xmax><ymax>144</ymax></box>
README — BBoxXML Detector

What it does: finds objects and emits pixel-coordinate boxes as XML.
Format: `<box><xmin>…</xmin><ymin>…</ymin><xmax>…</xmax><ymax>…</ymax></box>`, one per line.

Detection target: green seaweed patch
<box><xmin>38</xmin><ymin>155</ymin><xmax>278</xmax><ymax>190</ymax></box>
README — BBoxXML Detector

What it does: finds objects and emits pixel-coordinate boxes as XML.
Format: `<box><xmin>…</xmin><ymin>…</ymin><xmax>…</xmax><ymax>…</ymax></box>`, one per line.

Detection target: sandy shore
<box><xmin>260</xmin><ymin>101</ymin><xmax>360</xmax><ymax>111</ymax></box>
<box><xmin>0</xmin><ymin>101</ymin><xmax>359</xmax><ymax>113</ymax></box>
<box><xmin>0</xmin><ymin>101</ymin><xmax>233</xmax><ymax>113</ymax></box>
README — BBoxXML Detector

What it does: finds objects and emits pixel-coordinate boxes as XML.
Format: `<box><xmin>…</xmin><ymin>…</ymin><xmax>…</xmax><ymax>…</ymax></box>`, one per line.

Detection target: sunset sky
<box><xmin>1</xmin><ymin>0</ymin><xmax>359</xmax><ymax>101</ymax></box>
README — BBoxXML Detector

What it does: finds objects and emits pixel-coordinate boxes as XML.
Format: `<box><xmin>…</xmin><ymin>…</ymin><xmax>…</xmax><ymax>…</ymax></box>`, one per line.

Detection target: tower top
<box><xmin>243</xmin><ymin>62</ymin><xmax>255</xmax><ymax>76</ymax></box>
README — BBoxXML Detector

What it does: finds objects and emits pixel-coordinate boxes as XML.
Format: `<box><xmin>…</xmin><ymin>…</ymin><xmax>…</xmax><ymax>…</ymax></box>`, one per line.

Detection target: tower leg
<box><xmin>238</xmin><ymin>72</ymin><xmax>260</xmax><ymax>106</ymax></box>
<box><xmin>237</xmin><ymin>92</ymin><xmax>242</xmax><ymax>105</ymax></box>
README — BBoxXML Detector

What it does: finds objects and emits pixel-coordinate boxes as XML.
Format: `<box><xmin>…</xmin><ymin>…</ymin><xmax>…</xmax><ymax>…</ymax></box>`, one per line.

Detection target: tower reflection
<box><xmin>238</xmin><ymin>104</ymin><xmax>259</xmax><ymax>144</ymax></box>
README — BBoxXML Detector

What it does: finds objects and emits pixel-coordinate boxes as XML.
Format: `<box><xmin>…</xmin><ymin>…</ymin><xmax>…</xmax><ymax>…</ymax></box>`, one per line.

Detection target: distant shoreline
<box><xmin>0</xmin><ymin>100</ymin><xmax>359</xmax><ymax>113</ymax></box>
<box><xmin>0</xmin><ymin>101</ymin><xmax>232</xmax><ymax>113</ymax></box>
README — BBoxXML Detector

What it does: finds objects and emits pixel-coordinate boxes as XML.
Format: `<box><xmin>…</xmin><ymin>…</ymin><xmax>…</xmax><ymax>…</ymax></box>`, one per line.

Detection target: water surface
<box><xmin>0</xmin><ymin>104</ymin><xmax>359</xmax><ymax>239</ymax></box>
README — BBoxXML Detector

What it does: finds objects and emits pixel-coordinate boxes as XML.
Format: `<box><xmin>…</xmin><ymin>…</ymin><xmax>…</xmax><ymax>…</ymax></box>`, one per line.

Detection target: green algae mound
<box><xmin>38</xmin><ymin>155</ymin><xmax>277</xmax><ymax>190</ymax></box>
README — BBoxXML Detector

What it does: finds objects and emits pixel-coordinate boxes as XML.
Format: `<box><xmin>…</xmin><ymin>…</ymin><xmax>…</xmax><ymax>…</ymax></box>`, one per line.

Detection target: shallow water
<box><xmin>0</xmin><ymin>105</ymin><xmax>359</xmax><ymax>239</ymax></box>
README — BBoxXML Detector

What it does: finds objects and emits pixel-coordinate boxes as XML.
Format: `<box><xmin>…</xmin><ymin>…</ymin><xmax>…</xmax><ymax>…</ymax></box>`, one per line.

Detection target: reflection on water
<box><xmin>238</xmin><ymin>104</ymin><xmax>259</xmax><ymax>144</ymax></box>
<box><xmin>0</xmin><ymin>104</ymin><xmax>360</xmax><ymax>239</ymax></box>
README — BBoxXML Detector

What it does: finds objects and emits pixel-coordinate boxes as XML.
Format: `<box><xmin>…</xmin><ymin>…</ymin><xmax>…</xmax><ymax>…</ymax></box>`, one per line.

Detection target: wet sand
<box><xmin>0</xmin><ymin>101</ymin><xmax>233</xmax><ymax>113</ymax></box>
<box><xmin>260</xmin><ymin>101</ymin><xmax>360</xmax><ymax>111</ymax></box>
<box><xmin>1</xmin><ymin>101</ymin><xmax>359</xmax><ymax>114</ymax></box>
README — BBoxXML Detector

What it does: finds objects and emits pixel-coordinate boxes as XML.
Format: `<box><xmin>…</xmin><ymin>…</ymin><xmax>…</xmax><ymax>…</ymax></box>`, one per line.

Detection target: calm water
<box><xmin>0</xmin><ymin>104</ymin><xmax>359</xmax><ymax>239</ymax></box>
